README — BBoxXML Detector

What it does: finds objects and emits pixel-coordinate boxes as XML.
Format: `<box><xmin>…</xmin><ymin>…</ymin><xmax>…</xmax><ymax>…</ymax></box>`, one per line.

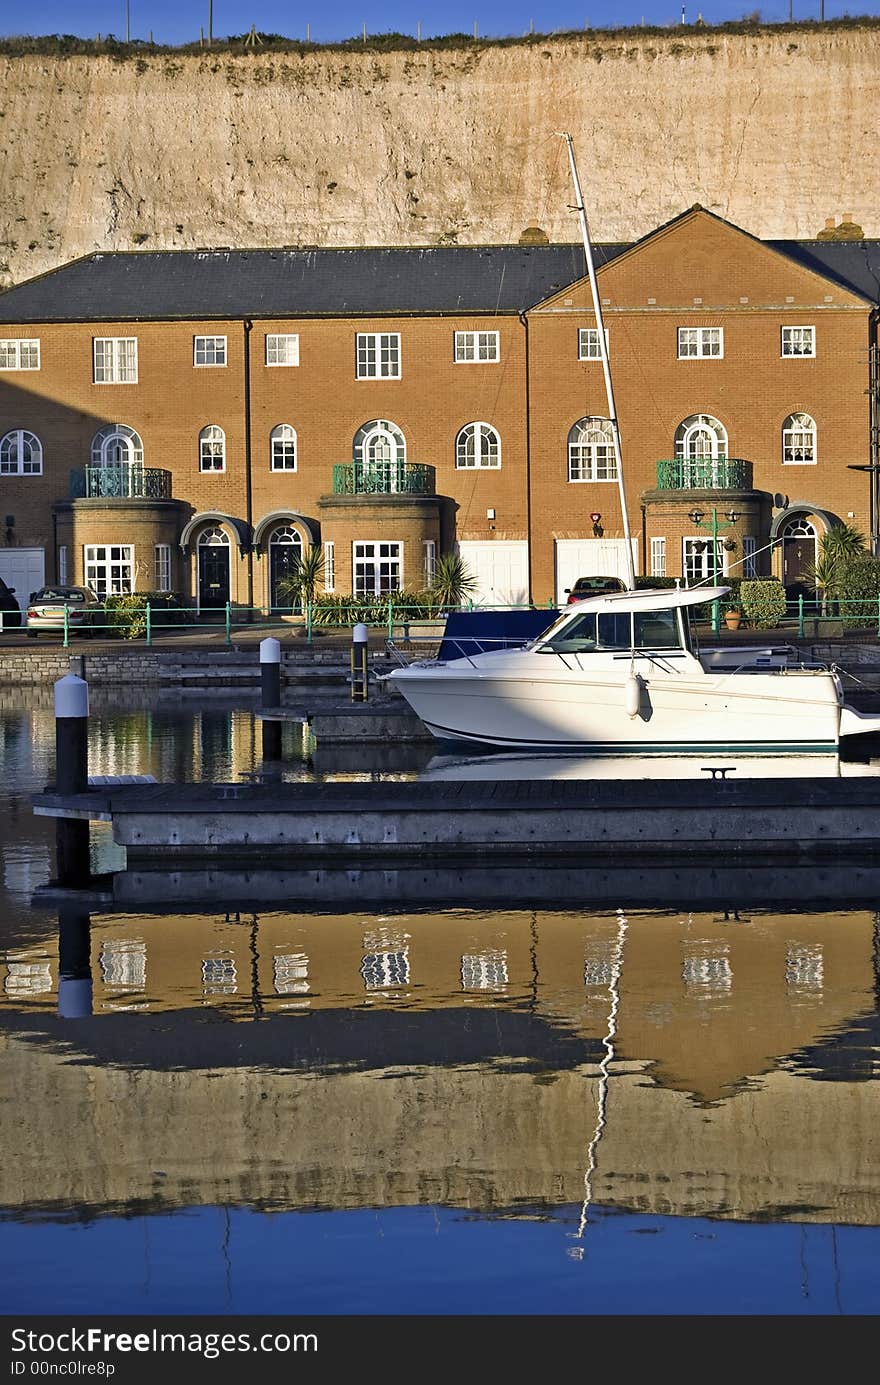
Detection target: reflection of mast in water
<box><xmin>569</xmin><ymin>908</ymin><xmax>628</xmax><ymax>1258</ymax></box>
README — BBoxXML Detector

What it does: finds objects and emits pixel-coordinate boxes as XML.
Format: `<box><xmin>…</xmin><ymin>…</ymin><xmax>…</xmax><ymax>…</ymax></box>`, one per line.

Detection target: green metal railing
<box><xmin>332</xmin><ymin>460</ymin><xmax>436</xmax><ymax>496</ymax></box>
<box><xmin>655</xmin><ymin>458</ymin><xmax>752</xmax><ymax>490</ymax></box>
<box><xmin>69</xmin><ymin>465</ymin><xmax>173</xmax><ymax>499</ymax></box>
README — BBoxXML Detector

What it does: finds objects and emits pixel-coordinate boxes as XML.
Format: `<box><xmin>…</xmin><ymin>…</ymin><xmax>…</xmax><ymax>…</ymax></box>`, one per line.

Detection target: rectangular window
<box><xmin>353</xmin><ymin>541</ymin><xmax>402</xmax><ymax>596</ymax></box>
<box><xmin>93</xmin><ymin>337</ymin><xmax>138</xmax><ymax>383</ymax></box>
<box><xmin>423</xmin><ymin>539</ymin><xmax>437</xmax><ymax>585</ymax></box>
<box><xmin>154</xmin><ymin>544</ymin><xmax>172</xmax><ymax>592</ymax></box>
<box><xmin>356</xmin><ymin>332</ymin><xmax>401</xmax><ymax>379</ymax></box>
<box><xmin>0</xmin><ymin>339</ymin><xmax>40</xmax><ymax>370</ymax></box>
<box><xmin>265</xmin><ymin>333</ymin><xmax>300</xmax><ymax>367</ymax></box>
<box><xmin>677</xmin><ymin>327</ymin><xmax>723</xmax><ymax>359</ymax></box>
<box><xmin>323</xmin><ymin>541</ymin><xmax>335</xmax><ymax>594</ymax></box>
<box><xmin>454</xmin><ymin>330</ymin><xmax>499</xmax><ymax>363</ymax></box>
<box><xmin>577</xmin><ymin>328</ymin><xmax>609</xmax><ymax>360</ymax></box>
<box><xmin>84</xmin><ymin>544</ymin><xmax>134</xmax><ymax>598</ymax></box>
<box><xmin>650</xmin><ymin>537</ymin><xmax>666</xmax><ymax>577</ymax></box>
<box><xmin>57</xmin><ymin>546</ymin><xmax>68</xmax><ymax>584</ymax></box>
<box><xmin>683</xmin><ymin>536</ymin><xmax>725</xmax><ymax>585</ymax></box>
<box><xmin>193</xmin><ymin>335</ymin><xmax>227</xmax><ymax>367</ymax></box>
<box><xmin>743</xmin><ymin>535</ymin><xmax>757</xmax><ymax>579</ymax></box>
<box><xmin>781</xmin><ymin>326</ymin><xmax>815</xmax><ymax>357</ymax></box>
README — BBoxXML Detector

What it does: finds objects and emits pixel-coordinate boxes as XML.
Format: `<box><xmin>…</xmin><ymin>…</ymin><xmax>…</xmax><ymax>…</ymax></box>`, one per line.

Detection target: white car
<box><xmin>26</xmin><ymin>585</ymin><xmax>104</xmax><ymax>637</ymax></box>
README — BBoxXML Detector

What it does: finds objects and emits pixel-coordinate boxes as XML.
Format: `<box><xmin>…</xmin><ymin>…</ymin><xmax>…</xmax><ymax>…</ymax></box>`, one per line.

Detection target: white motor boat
<box><xmin>383</xmin><ymin>585</ymin><xmax>880</xmax><ymax>754</ymax></box>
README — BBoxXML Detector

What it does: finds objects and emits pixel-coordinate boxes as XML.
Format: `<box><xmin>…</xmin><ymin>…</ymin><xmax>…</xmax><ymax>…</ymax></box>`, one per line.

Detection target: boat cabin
<box><xmin>534</xmin><ymin>586</ymin><xmax>730</xmax><ymax>657</ymax></box>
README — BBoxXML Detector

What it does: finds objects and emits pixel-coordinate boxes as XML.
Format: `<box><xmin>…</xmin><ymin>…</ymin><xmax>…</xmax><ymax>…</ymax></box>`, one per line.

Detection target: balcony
<box><xmin>332</xmin><ymin>460</ymin><xmax>436</xmax><ymax>497</ymax></box>
<box><xmin>655</xmin><ymin>458</ymin><xmax>752</xmax><ymax>491</ymax></box>
<box><xmin>70</xmin><ymin>464</ymin><xmax>173</xmax><ymax>500</ymax></box>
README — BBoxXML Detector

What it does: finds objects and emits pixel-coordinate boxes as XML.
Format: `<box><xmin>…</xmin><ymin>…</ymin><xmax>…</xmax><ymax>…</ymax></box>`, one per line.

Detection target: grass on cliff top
<box><xmin>1</xmin><ymin>17</ymin><xmax>879</xmax><ymax>59</ymax></box>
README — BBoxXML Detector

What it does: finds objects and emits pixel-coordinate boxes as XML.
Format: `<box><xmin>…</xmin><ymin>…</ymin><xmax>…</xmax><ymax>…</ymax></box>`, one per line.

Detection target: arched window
<box><xmin>0</xmin><ymin>429</ymin><xmax>42</xmax><ymax>475</ymax></box>
<box><xmin>270</xmin><ymin>424</ymin><xmax>297</xmax><ymax>472</ymax></box>
<box><xmin>90</xmin><ymin>424</ymin><xmax>144</xmax><ymax>467</ymax></box>
<box><xmin>782</xmin><ymin>413</ymin><xmax>816</xmax><ymax>465</ymax></box>
<box><xmin>456</xmin><ymin>422</ymin><xmax>501</xmax><ymax>469</ymax></box>
<box><xmin>673</xmin><ymin>414</ymin><xmax>728</xmax><ymax>486</ymax></box>
<box><xmin>567</xmin><ymin>418</ymin><xmax>616</xmax><ymax>483</ymax></box>
<box><xmin>199</xmin><ymin>425</ymin><xmax>225</xmax><ymax>472</ymax></box>
<box><xmin>353</xmin><ymin>419</ymin><xmax>406</xmax><ymax>466</ymax></box>
<box><xmin>197</xmin><ymin>525</ymin><xmax>230</xmax><ymax>547</ymax></box>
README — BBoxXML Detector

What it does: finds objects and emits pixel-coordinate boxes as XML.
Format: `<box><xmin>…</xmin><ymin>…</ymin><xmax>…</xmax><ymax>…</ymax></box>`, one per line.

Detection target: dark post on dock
<box><xmin>57</xmin><ymin>902</ymin><xmax>93</xmax><ymax>1018</ymax></box>
<box><xmin>351</xmin><ymin>621</ymin><xmax>369</xmax><ymax>702</ymax></box>
<box><xmin>53</xmin><ymin>673</ymin><xmax>91</xmax><ymax>887</ymax></box>
<box><xmin>260</xmin><ymin>636</ymin><xmax>283</xmax><ymax>760</ymax></box>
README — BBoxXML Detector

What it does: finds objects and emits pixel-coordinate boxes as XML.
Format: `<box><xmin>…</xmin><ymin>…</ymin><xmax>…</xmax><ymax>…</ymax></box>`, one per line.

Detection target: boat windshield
<box><xmin>538</xmin><ymin>608</ymin><xmax>683</xmax><ymax>653</ymax></box>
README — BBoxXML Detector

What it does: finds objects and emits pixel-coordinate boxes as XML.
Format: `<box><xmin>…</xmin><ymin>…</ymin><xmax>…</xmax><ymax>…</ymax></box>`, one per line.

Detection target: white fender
<box><xmin>624</xmin><ymin>673</ymin><xmax>641</xmax><ymax>718</ymax></box>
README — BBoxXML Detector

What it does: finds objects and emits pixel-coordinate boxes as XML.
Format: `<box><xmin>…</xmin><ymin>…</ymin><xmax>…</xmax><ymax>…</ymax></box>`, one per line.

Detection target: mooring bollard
<box><xmin>53</xmin><ymin>672</ymin><xmax>90</xmax><ymax>887</ymax></box>
<box><xmin>57</xmin><ymin>902</ymin><xmax>93</xmax><ymax>1018</ymax></box>
<box><xmin>260</xmin><ymin>636</ymin><xmax>282</xmax><ymax>760</ymax></box>
<box><xmin>351</xmin><ymin>622</ymin><xmax>369</xmax><ymax>702</ymax></box>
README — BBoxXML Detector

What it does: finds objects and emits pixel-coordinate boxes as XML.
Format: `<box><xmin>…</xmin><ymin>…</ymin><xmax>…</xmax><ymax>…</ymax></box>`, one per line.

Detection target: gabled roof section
<box><xmin>528</xmin><ymin>206</ymin><xmax>876</xmax><ymax>312</ymax></box>
<box><xmin>0</xmin><ymin>244</ymin><xmax>629</xmax><ymax>323</ymax></box>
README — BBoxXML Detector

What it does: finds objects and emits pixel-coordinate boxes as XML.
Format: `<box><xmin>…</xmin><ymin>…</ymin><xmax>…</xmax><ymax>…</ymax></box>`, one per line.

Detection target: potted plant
<box><xmin>723</xmin><ymin>605</ymin><xmax>742</xmax><ymax>630</ymax></box>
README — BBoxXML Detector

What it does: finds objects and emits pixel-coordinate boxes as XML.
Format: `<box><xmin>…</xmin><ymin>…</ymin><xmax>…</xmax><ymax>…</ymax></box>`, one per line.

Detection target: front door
<box><xmin>269</xmin><ymin>528</ymin><xmax>303</xmax><ymax>611</ymax></box>
<box><xmin>781</xmin><ymin>520</ymin><xmax>817</xmax><ymax>596</ymax></box>
<box><xmin>198</xmin><ymin>542</ymin><xmax>230</xmax><ymax>609</ymax></box>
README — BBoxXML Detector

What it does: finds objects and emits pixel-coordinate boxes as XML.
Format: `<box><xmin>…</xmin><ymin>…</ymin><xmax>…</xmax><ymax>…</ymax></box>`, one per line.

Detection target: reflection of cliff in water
<box><xmin>1</xmin><ymin>905</ymin><xmax>878</xmax><ymax>1227</ymax></box>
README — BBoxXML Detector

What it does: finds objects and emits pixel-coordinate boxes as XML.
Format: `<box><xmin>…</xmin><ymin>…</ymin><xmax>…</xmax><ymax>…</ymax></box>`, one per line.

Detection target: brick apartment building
<box><xmin>0</xmin><ymin>207</ymin><xmax>877</xmax><ymax>610</ymax></box>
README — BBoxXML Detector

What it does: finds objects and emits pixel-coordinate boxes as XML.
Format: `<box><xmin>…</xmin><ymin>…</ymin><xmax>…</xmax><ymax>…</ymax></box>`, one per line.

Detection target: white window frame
<box><xmin>199</xmin><ymin>424</ymin><xmax>226</xmax><ymax>473</ymax></box>
<box><xmin>353</xmin><ymin>541</ymin><xmax>402</xmax><ymax>597</ymax></box>
<box><xmin>743</xmin><ymin>535</ymin><xmax>757</xmax><ymax>579</ymax></box>
<box><xmin>577</xmin><ymin>327</ymin><xmax>609</xmax><ymax>361</ymax></box>
<box><xmin>683</xmin><ymin>535</ymin><xmax>726</xmax><ymax>585</ymax></box>
<box><xmin>650</xmin><ymin>537</ymin><xmax>667</xmax><ymax>578</ymax></box>
<box><xmin>0</xmin><ymin>429</ymin><xmax>42</xmax><ymax>475</ymax></box>
<box><xmin>0</xmin><ymin>339</ymin><xmax>40</xmax><ymax>371</ymax></box>
<box><xmin>567</xmin><ymin>417</ymin><xmax>617</xmax><ymax>483</ymax></box>
<box><xmin>356</xmin><ymin>332</ymin><xmax>401</xmax><ymax>380</ymax></box>
<box><xmin>93</xmin><ymin>337</ymin><xmax>138</xmax><ymax>384</ymax></box>
<box><xmin>90</xmin><ymin>424</ymin><xmax>144</xmax><ymax>467</ymax></box>
<box><xmin>265</xmin><ymin>334</ymin><xmax>300</xmax><ymax>367</ymax></box>
<box><xmin>193</xmin><ymin>335</ymin><xmax>227</xmax><ymax>367</ymax></box>
<box><xmin>154</xmin><ymin>544</ymin><xmax>172</xmax><ymax>592</ymax></box>
<box><xmin>454</xmin><ymin>330</ymin><xmax>499</xmax><ymax>363</ymax></box>
<box><xmin>84</xmin><ymin>544</ymin><xmax>134</xmax><ymax>598</ymax></box>
<box><xmin>455</xmin><ymin>421</ymin><xmax>501</xmax><ymax>470</ymax></box>
<box><xmin>58</xmin><ymin>546</ymin><xmax>68</xmax><ymax>585</ymax></box>
<box><xmin>677</xmin><ymin>327</ymin><xmax>723</xmax><ymax>359</ymax></box>
<box><xmin>323</xmin><ymin>541</ymin><xmax>336</xmax><ymax>593</ymax></box>
<box><xmin>270</xmin><ymin>424</ymin><xmax>297</xmax><ymax>472</ymax></box>
<box><xmin>423</xmin><ymin>539</ymin><xmax>437</xmax><ymax>585</ymax></box>
<box><xmin>782</xmin><ymin>412</ymin><xmax>817</xmax><ymax>466</ymax></box>
<box><xmin>781</xmin><ymin>326</ymin><xmax>815</xmax><ymax>358</ymax></box>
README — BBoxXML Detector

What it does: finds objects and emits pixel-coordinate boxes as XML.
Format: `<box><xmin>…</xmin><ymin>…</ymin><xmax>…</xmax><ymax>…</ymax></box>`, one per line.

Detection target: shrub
<box><xmin>103</xmin><ymin>592</ymin><xmax>190</xmax><ymax>638</ymax></box>
<box><xmin>311</xmin><ymin>589</ymin><xmax>436</xmax><ymax>628</ymax></box>
<box><xmin>740</xmin><ymin>579</ymin><xmax>787</xmax><ymax>629</ymax></box>
<box><xmin>835</xmin><ymin>554</ymin><xmax>880</xmax><ymax>629</ymax></box>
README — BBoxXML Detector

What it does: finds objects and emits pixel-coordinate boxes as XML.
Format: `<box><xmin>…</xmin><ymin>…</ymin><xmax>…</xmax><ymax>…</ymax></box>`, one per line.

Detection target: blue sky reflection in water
<box><xmin>2</xmin><ymin>1208</ymin><xmax>878</xmax><ymax>1315</ymax></box>
<box><xmin>2</xmin><ymin>699</ymin><xmax>880</xmax><ymax>1316</ymax></box>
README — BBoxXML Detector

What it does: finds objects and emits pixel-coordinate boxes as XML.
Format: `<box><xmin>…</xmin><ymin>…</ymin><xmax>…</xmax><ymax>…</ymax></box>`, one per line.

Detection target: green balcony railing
<box><xmin>655</xmin><ymin>458</ymin><xmax>752</xmax><ymax>490</ymax></box>
<box><xmin>332</xmin><ymin>460</ymin><xmax>436</xmax><ymax>496</ymax></box>
<box><xmin>70</xmin><ymin>464</ymin><xmax>173</xmax><ymax>500</ymax></box>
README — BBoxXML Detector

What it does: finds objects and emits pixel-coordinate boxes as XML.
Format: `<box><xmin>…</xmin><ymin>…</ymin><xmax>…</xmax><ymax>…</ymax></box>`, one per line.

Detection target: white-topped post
<box><xmin>260</xmin><ymin>636</ymin><xmax>283</xmax><ymax>760</ymax></box>
<box><xmin>53</xmin><ymin>673</ymin><xmax>90</xmax><ymax>885</ymax></box>
<box><xmin>351</xmin><ymin>622</ymin><xmax>369</xmax><ymax>702</ymax></box>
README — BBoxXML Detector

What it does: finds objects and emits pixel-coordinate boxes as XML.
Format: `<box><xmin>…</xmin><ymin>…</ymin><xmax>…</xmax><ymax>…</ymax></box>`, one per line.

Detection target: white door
<box><xmin>554</xmin><ymin>539</ymin><xmax>638</xmax><ymax>604</ymax></box>
<box><xmin>457</xmin><ymin>541</ymin><xmax>529</xmax><ymax>608</ymax></box>
<box><xmin>0</xmin><ymin>547</ymin><xmax>45</xmax><ymax>620</ymax></box>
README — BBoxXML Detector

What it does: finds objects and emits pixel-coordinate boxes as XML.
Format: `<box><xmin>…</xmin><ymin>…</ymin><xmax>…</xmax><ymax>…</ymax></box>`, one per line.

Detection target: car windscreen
<box><xmin>36</xmin><ymin>589</ymin><xmax>87</xmax><ymax>603</ymax></box>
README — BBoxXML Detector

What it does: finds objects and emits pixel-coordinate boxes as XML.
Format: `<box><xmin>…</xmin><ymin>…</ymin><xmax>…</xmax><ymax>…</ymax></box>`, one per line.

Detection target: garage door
<box><xmin>0</xmin><ymin>548</ymin><xmax>45</xmax><ymax>625</ymax></box>
<box><xmin>554</xmin><ymin>539</ymin><xmax>638</xmax><ymax>604</ymax></box>
<box><xmin>457</xmin><ymin>541</ymin><xmax>529</xmax><ymax>608</ymax></box>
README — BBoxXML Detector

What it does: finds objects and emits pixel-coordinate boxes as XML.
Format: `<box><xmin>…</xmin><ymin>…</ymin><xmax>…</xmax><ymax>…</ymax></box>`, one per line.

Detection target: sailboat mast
<box><xmin>560</xmin><ymin>132</ymin><xmax>636</xmax><ymax>590</ymax></box>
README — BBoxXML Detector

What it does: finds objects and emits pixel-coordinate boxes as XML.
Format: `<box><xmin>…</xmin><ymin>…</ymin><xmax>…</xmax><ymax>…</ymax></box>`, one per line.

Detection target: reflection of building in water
<box><xmin>786</xmin><ymin>943</ymin><xmax>824</xmax><ymax>994</ymax></box>
<box><xmin>461</xmin><ymin>950</ymin><xmax>508</xmax><ymax>992</ymax></box>
<box><xmin>4</xmin><ymin>959</ymin><xmax>52</xmax><ymax>996</ymax></box>
<box><xmin>99</xmin><ymin>939</ymin><xmax>146</xmax><ymax>990</ymax></box>
<box><xmin>274</xmin><ymin>952</ymin><xmax>309</xmax><ymax>995</ymax></box>
<box><xmin>361</xmin><ymin>950</ymin><xmax>409</xmax><ymax>990</ymax></box>
<box><xmin>682</xmin><ymin>942</ymin><xmax>733</xmax><ymax>995</ymax></box>
<box><xmin>202</xmin><ymin>954</ymin><xmax>237</xmax><ymax>995</ymax></box>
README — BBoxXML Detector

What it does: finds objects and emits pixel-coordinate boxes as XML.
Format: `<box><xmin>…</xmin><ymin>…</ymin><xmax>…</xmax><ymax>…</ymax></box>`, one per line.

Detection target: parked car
<box><xmin>564</xmin><ymin>575</ymin><xmax>628</xmax><ymax>604</ymax></box>
<box><xmin>26</xmin><ymin>585</ymin><xmax>104</xmax><ymax>637</ymax></box>
<box><xmin>0</xmin><ymin>577</ymin><xmax>22</xmax><ymax>630</ymax></box>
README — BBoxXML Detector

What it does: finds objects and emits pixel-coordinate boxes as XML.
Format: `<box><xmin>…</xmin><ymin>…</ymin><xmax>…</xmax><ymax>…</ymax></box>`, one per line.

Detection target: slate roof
<box><xmin>0</xmin><ymin>239</ymin><xmax>877</xmax><ymax>323</ymax></box>
<box><xmin>0</xmin><ymin>244</ymin><xmax>627</xmax><ymax>323</ymax></box>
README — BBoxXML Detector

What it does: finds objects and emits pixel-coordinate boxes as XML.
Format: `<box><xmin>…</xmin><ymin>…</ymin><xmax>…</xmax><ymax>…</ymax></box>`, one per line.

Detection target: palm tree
<box><xmin>806</xmin><ymin>523</ymin><xmax>865</xmax><ymax>614</ymax></box>
<box><xmin>429</xmin><ymin>551</ymin><xmax>479</xmax><ymax>609</ymax></box>
<box><xmin>276</xmin><ymin>544</ymin><xmax>325</xmax><ymax>612</ymax></box>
